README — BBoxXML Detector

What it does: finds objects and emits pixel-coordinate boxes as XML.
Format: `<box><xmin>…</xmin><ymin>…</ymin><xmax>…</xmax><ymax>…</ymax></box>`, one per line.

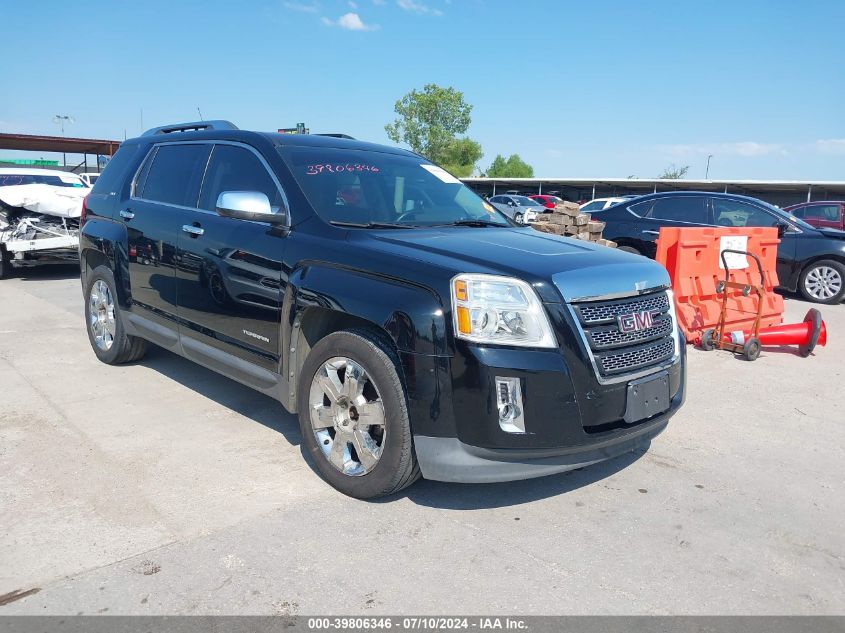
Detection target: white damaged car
<box><xmin>0</xmin><ymin>168</ymin><xmax>89</xmax><ymax>278</ymax></box>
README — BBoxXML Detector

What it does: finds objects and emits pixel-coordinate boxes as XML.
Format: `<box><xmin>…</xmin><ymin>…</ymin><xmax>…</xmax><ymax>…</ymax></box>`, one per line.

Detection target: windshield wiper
<box><xmin>436</xmin><ymin>219</ymin><xmax>508</xmax><ymax>228</ymax></box>
<box><xmin>330</xmin><ymin>221</ymin><xmax>416</xmax><ymax>229</ymax></box>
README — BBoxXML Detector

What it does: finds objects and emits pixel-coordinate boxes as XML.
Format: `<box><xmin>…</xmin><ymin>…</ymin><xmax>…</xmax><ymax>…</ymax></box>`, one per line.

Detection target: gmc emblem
<box><xmin>618</xmin><ymin>310</ymin><xmax>657</xmax><ymax>333</ymax></box>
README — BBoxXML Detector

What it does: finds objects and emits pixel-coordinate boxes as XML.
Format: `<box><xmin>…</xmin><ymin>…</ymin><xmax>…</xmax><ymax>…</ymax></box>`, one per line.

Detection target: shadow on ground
<box><xmin>139</xmin><ymin>344</ymin><xmax>302</xmax><ymax>446</ymax></box>
<box><xmin>395</xmin><ymin>448</ymin><xmax>645</xmax><ymax>510</ymax></box>
<box><xmin>10</xmin><ymin>263</ymin><xmax>81</xmax><ymax>282</ymax></box>
<box><xmin>136</xmin><ymin>343</ymin><xmax>648</xmax><ymax>509</ymax></box>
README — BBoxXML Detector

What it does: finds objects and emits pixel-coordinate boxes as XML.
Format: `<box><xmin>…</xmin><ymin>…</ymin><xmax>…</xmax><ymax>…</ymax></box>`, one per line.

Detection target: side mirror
<box><xmin>776</xmin><ymin>222</ymin><xmax>789</xmax><ymax>237</ymax></box>
<box><xmin>508</xmin><ymin>201</ymin><xmax>515</xmax><ymax>206</ymax></box>
<box><xmin>216</xmin><ymin>191</ymin><xmax>286</xmax><ymax>225</ymax></box>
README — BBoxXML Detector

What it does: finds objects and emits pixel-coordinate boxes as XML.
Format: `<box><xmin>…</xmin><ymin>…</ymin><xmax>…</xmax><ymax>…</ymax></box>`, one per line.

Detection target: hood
<box><xmin>362</xmin><ymin>227</ymin><xmax>670</xmax><ymax>303</ymax></box>
<box><xmin>817</xmin><ymin>227</ymin><xmax>845</xmax><ymax>240</ymax></box>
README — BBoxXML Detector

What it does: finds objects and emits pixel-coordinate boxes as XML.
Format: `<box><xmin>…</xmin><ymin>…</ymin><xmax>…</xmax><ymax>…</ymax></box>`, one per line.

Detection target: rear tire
<box><xmin>617</xmin><ymin>245</ymin><xmax>641</xmax><ymax>255</ymax></box>
<box><xmin>798</xmin><ymin>260</ymin><xmax>845</xmax><ymax>304</ymax></box>
<box><xmin>84</xmin><ymin>265</ymin><xmax>147</xmax><ymax>364</ymax></box>
<box><xmin>297</xmin><ymin>328</ymin><xmax>420</xmax><ymax>499</ymax></box>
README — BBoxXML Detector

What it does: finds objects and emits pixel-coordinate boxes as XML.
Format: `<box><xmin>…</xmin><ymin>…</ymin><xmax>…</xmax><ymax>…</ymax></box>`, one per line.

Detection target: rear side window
<box><xmin>635</xmin><ymin>197</ymin><xmax>708</xmax><ymax>223</ymax></box>
<box><xmin>90</xmin><ymin>144</ymin><xmax>141</xmax><ymax>197</ymax></box>
<box><xmin>139</xmin><ymin>144</ymin><xmax>211</xmax><ymax>208</ymax></box>
<box><xmin>804</xmin><ymin>204</ymin><xmax>841</xmax><ymax>221</ymax></box>
<box><xmin>581</xmin><ymin>200</ymin><xmax>606</xmax><ymax>212</ymax></box>
<box><xmin>712</xmin><ymin>199</ymin><xmax>777</xmax><ymax>227</ymax></box>
<box><xmin>198</xmin><ymin>144</ymin><xmax>285</xmax><ymax>212</ymax></box>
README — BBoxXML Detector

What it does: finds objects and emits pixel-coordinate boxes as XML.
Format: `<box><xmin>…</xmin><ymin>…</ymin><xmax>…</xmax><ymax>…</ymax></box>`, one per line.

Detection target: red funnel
<box><xmin>757</xmin><ymin>309</ymin><xmax>826</xmax><ymax>357</ymax></box>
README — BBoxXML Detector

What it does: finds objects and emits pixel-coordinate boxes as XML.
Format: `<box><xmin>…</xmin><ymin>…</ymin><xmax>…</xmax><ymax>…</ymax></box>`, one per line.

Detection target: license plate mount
<box><xmin>624</xmin><ymin>371</ymin><xmax>670</xmax><ymax>424</ymax></box>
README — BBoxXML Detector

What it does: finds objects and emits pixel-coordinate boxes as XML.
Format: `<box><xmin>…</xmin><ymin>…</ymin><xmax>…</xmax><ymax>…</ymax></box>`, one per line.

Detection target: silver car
<box><xmin>487</xmin><ymin>195</ymin><xmax>542</xmax><ymax>224</ymax></box>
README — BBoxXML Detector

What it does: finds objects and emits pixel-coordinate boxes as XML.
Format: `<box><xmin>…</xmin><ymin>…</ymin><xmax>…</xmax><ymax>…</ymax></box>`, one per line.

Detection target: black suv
<box><xmin>80</xmin><ymin>121</ymin><xmax>686</xmax><ymax>498</ymax></box>
<box><xmin>594</xmin><ymin>191</ymin><xmax>845</xmax><ymax>305</ymax></box>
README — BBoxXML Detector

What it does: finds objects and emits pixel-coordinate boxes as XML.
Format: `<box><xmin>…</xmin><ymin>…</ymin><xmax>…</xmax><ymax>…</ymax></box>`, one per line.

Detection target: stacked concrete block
<box><xmin>530</xmin><ymin>202</ymin><xmax>616</xmax><ymax>247</ymax></box>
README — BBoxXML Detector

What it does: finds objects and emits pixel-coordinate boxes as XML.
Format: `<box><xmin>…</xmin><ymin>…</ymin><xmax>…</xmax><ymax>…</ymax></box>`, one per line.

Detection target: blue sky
<box><xmin>2</xmin><ymin>0</ymin><xmax>843</xmax><ymax>179</ymax></box>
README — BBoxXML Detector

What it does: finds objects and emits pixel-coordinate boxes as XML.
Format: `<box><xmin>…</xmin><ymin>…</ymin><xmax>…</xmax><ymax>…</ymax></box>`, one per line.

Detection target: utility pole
<box><xmin>53</xmin><ymin>114</ymin><xmax>74</xmax><ymax>167</ymax></box>
<box><xmin>705</xmin><ymin>154</ymin><xmax>713</xmax><ymax>180</ymax></box>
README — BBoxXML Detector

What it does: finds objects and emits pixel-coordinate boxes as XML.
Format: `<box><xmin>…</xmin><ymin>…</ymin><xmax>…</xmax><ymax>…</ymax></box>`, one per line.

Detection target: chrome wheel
<box><xmin>804</xmin><ymin>265</ymin><xmax>842</xmax><ymax>301</ymax></box>
<box><xmin>514</xmin><ymin>212</ymin><xmax>524</xmax><ymax>224</ymax></box>
<box><xmin>308</xmin><ymin>357</ymin><xmax>386</xmax><ymax>477</ymax></box>
<box><xmin>88</xmin><ymin>279</ymin><xmax>116</xmax><ymax>351</ymax></box>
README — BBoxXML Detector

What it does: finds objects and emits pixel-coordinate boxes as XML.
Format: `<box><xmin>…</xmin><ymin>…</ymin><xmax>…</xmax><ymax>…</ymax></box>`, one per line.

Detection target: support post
<box><xmin>807</xmin><ymin>185</ymin><xmax>812</xmax><ymax>202</ymax></box>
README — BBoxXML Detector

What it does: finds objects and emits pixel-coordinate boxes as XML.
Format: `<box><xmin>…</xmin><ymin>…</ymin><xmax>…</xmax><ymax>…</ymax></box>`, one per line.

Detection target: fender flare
<box><xmin>282</xmin><ymin>263</ymin><xmax>449</xmax><ymax>412</ymax></box>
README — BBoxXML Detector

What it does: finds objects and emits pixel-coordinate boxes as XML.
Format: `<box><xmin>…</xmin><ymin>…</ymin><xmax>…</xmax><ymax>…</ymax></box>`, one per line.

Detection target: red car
<box><xmin>528</xmin><ymin>194</ymin><xmax>564</xmax><ymax>210</ymax></box>
<box><xmin>783</xmin><ymin>201</ymin><xmax>845</xmax><ymax>231</ymax></box>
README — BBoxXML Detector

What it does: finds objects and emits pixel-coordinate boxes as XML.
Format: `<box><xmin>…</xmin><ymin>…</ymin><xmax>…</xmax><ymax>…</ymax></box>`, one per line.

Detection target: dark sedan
<box><xmin>592</xmin><ymin>191</ymin><xmax>845</xmax><ymax>304</ymax></box>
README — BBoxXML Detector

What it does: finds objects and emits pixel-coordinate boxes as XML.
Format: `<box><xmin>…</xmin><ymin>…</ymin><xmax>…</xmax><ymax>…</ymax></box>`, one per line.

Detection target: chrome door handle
<box><xmin>120</xmin><ymin>209</ymin><xmax>135</xmax><ymax>220</ymax></box>
<box><xmin>642</xmin><ymin>230</ymin><xmax>660</xmax><ymax>235</ymax></box>
<box><xmin>182</xmin><ymin>225</ymin><xmax>204</xmax><ymax>236</ymax></box>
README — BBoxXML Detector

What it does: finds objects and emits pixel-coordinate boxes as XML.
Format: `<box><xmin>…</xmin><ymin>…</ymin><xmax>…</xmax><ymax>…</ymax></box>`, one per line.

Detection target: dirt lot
<box><xmin>1</xmin><ymin>266</ymin><xmax>842</xmax><ymax>615</ymax></box>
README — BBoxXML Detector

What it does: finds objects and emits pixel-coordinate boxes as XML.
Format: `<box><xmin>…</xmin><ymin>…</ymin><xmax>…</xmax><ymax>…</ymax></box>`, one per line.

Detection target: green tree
<box><xmin>486</xmin><ymin>154</ymin><xmax>534</xmax><ymax>178</ymax></box>
<box><xmin>439</xmin><ymin>137</ymin><xmax>483</xmax><ymax>178</ymax></box>
<box><xmin>385</xmin><ymin>84</ymin><xmax>474</xmax><ymax>164</ymax></box>
<box><xmin>658</xmin><ymin>163</ymin><xmax>690</xmax><ymax>179</ymax></box>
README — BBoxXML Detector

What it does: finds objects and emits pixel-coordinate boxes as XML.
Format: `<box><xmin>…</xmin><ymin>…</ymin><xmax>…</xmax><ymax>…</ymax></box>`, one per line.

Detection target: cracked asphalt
<box><xmin>1</xmin><ymin>266</ymin><xmax>843</xmax><ymax>615</ymax></box>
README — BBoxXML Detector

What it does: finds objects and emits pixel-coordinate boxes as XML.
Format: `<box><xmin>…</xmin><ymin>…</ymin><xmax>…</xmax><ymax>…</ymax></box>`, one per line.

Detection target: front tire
<box><xmin>84</xmin><ymin>265</ymin><xmax>147</xmax><ymax>364</ymax></box>
<box><xmin>617</xmin><ymin>245</ymin><xmax>642</xmax><ymax>256</ymax></box>
<box><xmin>799</xmin><ymin>260</ymin><xmax>845</xmax><ymax>304</ymax></box>
<box><xmin>297</xmin><ymin>329</ymin><xmax>420</xmax><ymax>499</ymax></box>
<box><xmin>0</xmin><ymin>250</ymin><xmax>12</xmax><ymax>279</ymax></box>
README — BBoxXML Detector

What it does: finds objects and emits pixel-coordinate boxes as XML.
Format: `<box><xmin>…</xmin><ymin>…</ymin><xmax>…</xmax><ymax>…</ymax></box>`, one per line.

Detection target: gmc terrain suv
<box><xmin>80</xmin><ymin>120</ymin><xmax>686</xmax><ymax>498</ymax></box>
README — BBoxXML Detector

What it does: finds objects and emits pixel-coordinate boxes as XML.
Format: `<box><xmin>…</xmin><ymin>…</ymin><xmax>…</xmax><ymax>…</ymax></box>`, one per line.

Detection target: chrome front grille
<box><xmin>571</xmin><ymin>290</ymin><xmax>676</xmax><ymax>380</ymax></box>
<box><xmin>586</xmin><ymin>314</ymin><xmax>673</xmax><ymax>350</ymax></box>
<box><xmin>575</xmin><ymin>293</ymin><xmax>671</xmax><ymax>325</ymax></box>
<box><xmin>595</xmin><ymin>338</ymin><xmax>675</xmax><ymax>375</ymax></box>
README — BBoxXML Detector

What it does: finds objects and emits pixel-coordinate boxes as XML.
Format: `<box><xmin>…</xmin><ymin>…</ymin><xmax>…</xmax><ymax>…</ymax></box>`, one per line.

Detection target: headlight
<box><xmin>666</xmin><ymin>287</ymin><xmax>681</xmax><ymax>360</ymax></box>
<box><xmin>451</xmin><ymin>274</ymin><xmax>557</xmax><ymax>347</ymax></box>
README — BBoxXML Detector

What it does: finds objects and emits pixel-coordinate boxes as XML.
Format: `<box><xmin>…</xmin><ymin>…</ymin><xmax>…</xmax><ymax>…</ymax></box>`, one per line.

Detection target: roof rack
<box><xmin>315</xmin><ymin>133</ymin><xmax>356</xmax><ymax>140</ymax></box>
<box><xmin>142</xmin><ymin>120</ymin><xmax>238</xmax><ymax>136</ymax></box>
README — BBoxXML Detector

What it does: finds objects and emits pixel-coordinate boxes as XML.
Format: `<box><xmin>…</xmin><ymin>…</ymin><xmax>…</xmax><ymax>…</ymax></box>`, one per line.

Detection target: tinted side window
<box><xmin>581</xmin><ymin>200</ymin><xmax>605</xmax><ymax>212</ymax></box>
<box><xmin>141</xmin><ymin>144</ymin><xmax>211</xmax><ymax>208</ymax></box>
<box><xmin>646</xmin><ymin>197</ymin><xmax>709</xmax><ymax>223</ymax></box>
<box><xmin>789</xmin><ymin>206</ymin><xmax>805</xmax><ymax>218</ymax></box>
<box><xmin>805</xmin><ymin>204</ymin><xmax>841</xmax><ymax>221</ymax></box>
<box><xmin>712</xmin><ymin>199</ymin><xmax>778</xmax><ymax>227</ymax></box>
<box><xmin>198</xmin><ymin>144</ymin><xmax>284</xmax><ymax>212</ymax></box>
<box><xmin>91</xmin><ymin>144</ymin><xmax>141</xmax><ymax>197</ymax></box>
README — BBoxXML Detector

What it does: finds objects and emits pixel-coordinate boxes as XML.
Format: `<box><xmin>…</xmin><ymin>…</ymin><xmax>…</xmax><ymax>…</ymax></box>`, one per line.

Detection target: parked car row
<box><xmin>486</xmin><ymin>194</ymin><xmax>543</xmax><ymax>223</ymax></box>
<box><xmin>592</xmin><ymin>192</ymin><xmax>845</xmax><ymax>304</ymax></box>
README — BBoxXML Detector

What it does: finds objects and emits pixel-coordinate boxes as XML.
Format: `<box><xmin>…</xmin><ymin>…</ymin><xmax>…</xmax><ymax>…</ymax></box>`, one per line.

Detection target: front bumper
<box><xmin>415</xmin><ymin>412</ymin><xmax>671</xmax><ymax>483</ymax></box>
<box><xmin>407</xmin><ymin>341</ymin><xmax>686</xmax><ymax>484</ymax></box>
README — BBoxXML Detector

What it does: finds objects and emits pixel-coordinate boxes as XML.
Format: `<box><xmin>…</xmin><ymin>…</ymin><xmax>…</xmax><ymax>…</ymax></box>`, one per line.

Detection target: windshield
<box><xmin>278</xmin><ymin>147</ymin><xmax>510</xmax><ymax>227</ymax></box>
<box><xmin>514</xmin><ymin>196</ymin><xmax>542</xmax><ymax>206</ymax></box>
<box><xmin>0</xmin><ymin>174</ymin><xmax>87</xmax><ymax>188</ymax></box>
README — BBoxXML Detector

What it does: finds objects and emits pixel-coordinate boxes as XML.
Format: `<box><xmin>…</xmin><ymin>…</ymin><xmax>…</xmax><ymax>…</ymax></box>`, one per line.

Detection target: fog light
<box><xmin>496</xmin><ymin>376</ymin><xmax>525</xmax><ymax>434</ymax></box>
